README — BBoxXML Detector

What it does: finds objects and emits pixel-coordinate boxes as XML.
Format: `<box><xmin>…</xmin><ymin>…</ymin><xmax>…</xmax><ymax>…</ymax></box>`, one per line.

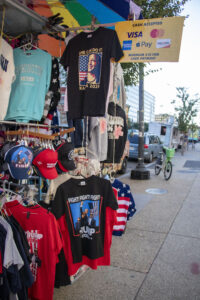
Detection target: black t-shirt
<box><xmin>60</xmin><ymin>27</ymin><xmax>124</xmax><ymax>119</ymax></box>
<box><xmin>104</xmin><ymin>102</ymin><xmax>128</xmax><ymax>163</ymax></box>
<box><xmin>51</xmin><ymin>175</ymin><xmax>118</xmax><ymax>263</ymax></box>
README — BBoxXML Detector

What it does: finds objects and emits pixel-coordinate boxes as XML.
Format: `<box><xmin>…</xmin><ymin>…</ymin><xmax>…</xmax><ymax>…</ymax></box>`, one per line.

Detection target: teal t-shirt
<box><xmin>5</xmin><ymin>48</ymin><xmax>52</xmax><ymax>122</ymax></box>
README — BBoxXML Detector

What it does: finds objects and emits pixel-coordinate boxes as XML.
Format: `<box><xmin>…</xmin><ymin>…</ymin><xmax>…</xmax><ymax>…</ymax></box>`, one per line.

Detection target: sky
<box><xmin>144</xmin><ymin>0</ymin><xmax>200</xmax><ymax>123</ymax></box>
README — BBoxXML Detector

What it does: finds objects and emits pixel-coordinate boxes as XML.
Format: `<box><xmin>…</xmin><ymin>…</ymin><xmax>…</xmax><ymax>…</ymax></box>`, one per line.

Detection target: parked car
<box><xmin>128</xmin><ymin>133</ymin><xmax>163</xmax><ymax>162</ymax></box>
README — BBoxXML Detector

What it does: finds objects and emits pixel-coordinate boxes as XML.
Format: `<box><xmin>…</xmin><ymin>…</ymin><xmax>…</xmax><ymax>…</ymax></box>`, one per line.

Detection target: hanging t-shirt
<box><xmin>109</xmin><ymin>62</ymin><xmax>126</xmax><ymax>109</ymax></box>
<box><xmin>5</xmin><ymin>48</ymin><xmax>52</xmax><ymax>123</ymax></box>
<box><xmin>51</xmin><ymin>175</ymin><xmax>118</xmax><ymax>275</ymax></box>
<box><xmin>3</xmin><ymin>201</ymin><xmax>63</xmax><ymax>300</ymax></box>
<box><xmin>104</xmin><ymin>102</ymin><xmax>128</xmax><ymax>163</ymax></box>
<box><xmin>0</xmin><ymin>38</ymin><xmax>15</xmax><ymax>120</ymax></box>
<box><xmin>87</xmin><ymin>115</ymin><xmax>108</xmax><ymax>162</ymax></box>
<box><xmin>60</xmin><ymin>27</ymin><xmax>124</xmax><ymax>119</ymax></box>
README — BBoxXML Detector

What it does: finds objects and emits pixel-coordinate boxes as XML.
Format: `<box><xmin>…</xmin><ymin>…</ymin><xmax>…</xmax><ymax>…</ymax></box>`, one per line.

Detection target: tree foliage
<box><xmin>122</xmin><ymin>0</ymin><xmax>190</xmax><ymax>86</ymax></box>
<box><xmin>171</xmin><ymin>87</ymin><xmax>200</xmax><ymax>133</ymax></box>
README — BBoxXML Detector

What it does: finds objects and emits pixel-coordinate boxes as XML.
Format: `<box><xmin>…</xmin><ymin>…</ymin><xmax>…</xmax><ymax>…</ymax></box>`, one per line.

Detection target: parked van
<box><xmin>148</xmin><ymin>120</ymin><xmax>181</xmax><ymax>150</ymax></box>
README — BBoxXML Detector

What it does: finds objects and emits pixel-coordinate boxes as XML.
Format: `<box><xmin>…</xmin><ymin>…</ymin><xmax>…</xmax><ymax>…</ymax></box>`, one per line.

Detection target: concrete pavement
<box><xmin>54</xmin><ymin>143</ymin><xmax>200</xmax><ymax>300</ymax></box>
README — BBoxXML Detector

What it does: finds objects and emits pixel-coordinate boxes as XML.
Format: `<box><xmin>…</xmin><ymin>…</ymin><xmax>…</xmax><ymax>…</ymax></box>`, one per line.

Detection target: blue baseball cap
<box><xmin>4</xmin><ymin>145</ymin><xmax>33</xmax><ymax>180</ymax></box>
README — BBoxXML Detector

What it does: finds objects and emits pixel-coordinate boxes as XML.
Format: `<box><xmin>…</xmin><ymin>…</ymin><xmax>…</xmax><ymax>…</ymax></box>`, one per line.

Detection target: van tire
<box><xmin>118</xmin><ymin>157</ymin><xmax>128</xmax><ymax>174</ymax></box>
<box><xmin>147</xmin><ymin>153</ymin><xmax>153</xmax><ymax>163</ymax></box>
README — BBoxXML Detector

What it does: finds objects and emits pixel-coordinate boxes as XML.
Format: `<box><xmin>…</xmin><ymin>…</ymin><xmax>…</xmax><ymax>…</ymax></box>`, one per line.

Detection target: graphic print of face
<box><xmin>88</xmin><ymin>54</ymin><xmax>97</xmax><ymax>72</ymax></box>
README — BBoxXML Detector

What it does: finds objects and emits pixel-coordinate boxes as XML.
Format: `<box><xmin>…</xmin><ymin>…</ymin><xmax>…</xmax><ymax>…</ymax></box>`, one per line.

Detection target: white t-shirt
<box><xmin>0</xmin><ymin>38</ymin><xmax>15</xmax><ymax>120</ymax></box>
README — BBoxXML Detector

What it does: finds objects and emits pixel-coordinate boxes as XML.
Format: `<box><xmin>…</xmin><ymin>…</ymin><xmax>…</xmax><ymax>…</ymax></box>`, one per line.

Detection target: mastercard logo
<box><xmin>150</xmin><ymin>29</ymin><xmax>165</xmax><ymax>38</ymax></box>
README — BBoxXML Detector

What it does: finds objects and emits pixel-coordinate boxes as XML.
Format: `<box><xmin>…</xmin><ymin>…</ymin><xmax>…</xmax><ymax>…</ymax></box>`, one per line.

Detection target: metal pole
<box><xmin>131</xmin><ymin>63</ymin><xmax>150</xmax><ymax>180</ymax></box>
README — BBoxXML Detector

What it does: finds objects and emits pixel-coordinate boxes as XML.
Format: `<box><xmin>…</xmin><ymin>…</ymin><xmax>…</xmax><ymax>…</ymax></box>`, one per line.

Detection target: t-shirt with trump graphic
<box><xmin>60</xmin><ymin>27</ymin><xmax>124</xmax><ymax>119</ymax></box>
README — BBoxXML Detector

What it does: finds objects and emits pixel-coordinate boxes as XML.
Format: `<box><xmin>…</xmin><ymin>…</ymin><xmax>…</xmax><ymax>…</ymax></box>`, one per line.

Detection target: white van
<box><xmin>148</xmin><ymin>121</ymin><xmax>181</xmax><ymax>150</ymax></box>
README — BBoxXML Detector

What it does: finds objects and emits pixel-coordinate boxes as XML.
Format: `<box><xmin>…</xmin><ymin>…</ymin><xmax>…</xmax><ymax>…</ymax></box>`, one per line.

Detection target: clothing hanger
<box><xmin>18</xmin><ymin>33</ymin><xmax>40</xmax><ymax>52</ymax></box>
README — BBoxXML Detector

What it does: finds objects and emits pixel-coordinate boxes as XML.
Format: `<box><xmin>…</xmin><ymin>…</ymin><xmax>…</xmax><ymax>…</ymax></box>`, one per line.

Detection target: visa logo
<box><xmin>127</xmin><ymin>31</ymin><xmax>142</xmax><ymax>38</ymax></box>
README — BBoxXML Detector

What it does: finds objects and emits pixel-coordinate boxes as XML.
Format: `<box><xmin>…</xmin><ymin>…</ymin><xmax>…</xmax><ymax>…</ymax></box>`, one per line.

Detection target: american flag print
<box><xmin>79</xmin><ymin>55</ymin><xmax>88</xmax><ymax>85</ymax></box>
<box><xmin>112</xmin><ymin>179</ymin><xmax>136</xmax><ymax>236</ymax></box>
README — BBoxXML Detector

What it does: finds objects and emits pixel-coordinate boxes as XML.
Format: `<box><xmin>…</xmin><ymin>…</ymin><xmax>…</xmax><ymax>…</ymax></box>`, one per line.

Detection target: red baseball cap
<box><xmin>32</xmin><ymin>149</ymin><xmax>58</xmax><ymax>179</ymax></box>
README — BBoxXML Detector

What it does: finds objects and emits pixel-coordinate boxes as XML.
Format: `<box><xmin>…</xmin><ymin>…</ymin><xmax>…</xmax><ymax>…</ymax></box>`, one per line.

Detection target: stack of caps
<box><xmin>32</xmin><ymin>142</ymin><xmax>76</xmax><ymax>180</ymax></box>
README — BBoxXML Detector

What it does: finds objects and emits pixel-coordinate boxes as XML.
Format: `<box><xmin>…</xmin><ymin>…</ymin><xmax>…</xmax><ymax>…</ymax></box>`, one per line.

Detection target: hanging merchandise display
<box><xmin>51</xmin><ymin>175</ymin><xmax>118</xmax><ymax>276</ymax></box>
<box><xmin>112</xmin><ymin>178</ymin><xmax>136</xmax><ymax>236</ymax></box>
<box><xmin>104</xmin><ymin>102</ymin><xmax>128</xmax><ymax>164</ymax></box>
<box><xmin>60</xmin><ymin>27</ymin><xmax>124</xmax><ymax>119</ymax></box>
<box><xmin>5</xmin><ymin>48</ymin><xmax>52</xmax><ymax>123</ymax></box>
<box><xmin>0</xmin><ymin>38</ymin><xmax>15</xmax><ymax>121</ymax></box>
<box><xmin>108</xmin><ymin>62</ymin><xmax>127</xmax><ymax>110</ymax></box>
<box><xmin>3</xmin><ymin>200</ymin><xmax>63</xmax><ymax>300</ymax></box>
<box><xmin>0</xmin><ymin>0</ymin><xmax>140</xmax><ymax>297</ymax></box>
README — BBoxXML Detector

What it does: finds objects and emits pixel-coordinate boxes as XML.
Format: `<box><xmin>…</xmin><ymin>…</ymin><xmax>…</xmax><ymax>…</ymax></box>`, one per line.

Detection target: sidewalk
<box><xmin>54</xmin><ymin>144</ymin><xmax>200</xmax><ymax>300</ymax></box>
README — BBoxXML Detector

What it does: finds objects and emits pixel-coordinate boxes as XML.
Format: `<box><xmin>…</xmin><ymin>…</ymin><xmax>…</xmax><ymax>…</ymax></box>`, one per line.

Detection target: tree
<box><xmin>121</xmin><ymin>0</ymin><xmax>190</xmax><ymax>86</ymax></box>
<box><xmin>171</xmin><ymin>87</ymin><xmax>200</xmax><ymax>133</ymax></box>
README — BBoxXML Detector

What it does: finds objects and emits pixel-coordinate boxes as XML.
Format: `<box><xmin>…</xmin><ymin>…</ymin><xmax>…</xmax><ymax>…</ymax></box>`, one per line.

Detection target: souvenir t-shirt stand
<box><xmin>0</xmin><ymin>3</ymin><xmax>133</xmax><ymax>297</ymax></box>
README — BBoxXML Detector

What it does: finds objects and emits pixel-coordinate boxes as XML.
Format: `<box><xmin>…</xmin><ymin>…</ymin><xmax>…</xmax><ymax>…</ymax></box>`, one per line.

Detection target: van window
<box><xmin>161</xmin><ymin>126</ymin><xmax>166</xmax><ymax>135</ymax></box>
<box><xmin>128</xmin><ymin>134</ymin><xmax>139</xmax><ymax>144</ymax></box>
<box><xmin>129</xmin><ymin>134</ymin><xmax>147</xmax><ymax>144</ymax></box>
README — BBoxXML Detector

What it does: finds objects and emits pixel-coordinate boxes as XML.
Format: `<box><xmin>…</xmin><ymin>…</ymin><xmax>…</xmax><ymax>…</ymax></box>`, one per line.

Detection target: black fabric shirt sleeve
<box><xmin>104</xmin><ymin>179</ymin><xmax>118</xmax><ymax>210</ymax></box>
<box><xmin>51</xmin><ymin>185</ymin><xmax>66</xmax><ymax>219</ymax></box>
<box><xmin>60</xmin><ymin>41</ymin><xmax>71</xmax><ymax>69</ymax></box>
<box><xmin>110</xmin><ymin>30</ymin><xmax>124</xmax><ymax>62</ymax></box>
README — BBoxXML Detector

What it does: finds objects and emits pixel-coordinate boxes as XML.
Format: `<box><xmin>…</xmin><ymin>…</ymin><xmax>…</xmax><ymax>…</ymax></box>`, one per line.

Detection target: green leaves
<box><xmin>171</xmin><ymin>87</ymin><xmax>200</xmax><ymax>133</ymax></box>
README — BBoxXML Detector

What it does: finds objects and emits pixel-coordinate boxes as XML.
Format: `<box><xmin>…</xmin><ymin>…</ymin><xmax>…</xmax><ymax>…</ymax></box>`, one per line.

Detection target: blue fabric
<box><xmin>77</xmin><ymin>0</ymin><xmax>125</xmax><ymax>27</ymax></box>
<box><xmin>5</xmin><ymin>48</ymin><xmax>52</xmax><ymax>123</ymax></box>
<box><xmin>99</xmin><ymin>0</ymin><xmax>130</xmax><ymax>20</ymax></box>
<box><xmin>112</xmin><ymin>178</ymin><xmax>136</xmax><ymax>220</ymax></box>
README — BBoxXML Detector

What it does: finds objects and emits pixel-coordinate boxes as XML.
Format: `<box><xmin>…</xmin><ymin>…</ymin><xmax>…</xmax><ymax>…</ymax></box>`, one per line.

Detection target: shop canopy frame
<box><xmin>0</xmin><ymin>0</ymin><xmax>65</xmax><ymax>37</ymax></box>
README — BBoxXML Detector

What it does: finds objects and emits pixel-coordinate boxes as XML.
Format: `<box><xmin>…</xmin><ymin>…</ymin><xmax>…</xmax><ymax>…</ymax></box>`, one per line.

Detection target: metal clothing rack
<box><xmin>0</xmin><ymin>120</ymin><xmax>70</xmax><ymax>129</ymax></box>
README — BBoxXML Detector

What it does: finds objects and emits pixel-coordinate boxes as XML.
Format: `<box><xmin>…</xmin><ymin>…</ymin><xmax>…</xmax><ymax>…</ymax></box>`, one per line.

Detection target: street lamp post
<box><xmin>131</xmin><ymin>63</ymin><xmax>150</xmax><ymax>180</ymax></box>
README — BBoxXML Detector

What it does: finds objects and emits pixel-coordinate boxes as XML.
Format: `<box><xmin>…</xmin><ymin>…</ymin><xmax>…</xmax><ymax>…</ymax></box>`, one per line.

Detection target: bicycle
<box><xmin>154</xmin><ymin>147</ymin><xmax>175</xmax><ymax>180</ymax></box>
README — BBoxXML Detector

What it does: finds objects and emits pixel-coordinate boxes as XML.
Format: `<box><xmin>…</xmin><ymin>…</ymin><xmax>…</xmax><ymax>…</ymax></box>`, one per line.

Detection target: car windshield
<box><xmin>128</xmin><ymin>135</ymin><xmax>146</xmax><ymax>144</ymax></box>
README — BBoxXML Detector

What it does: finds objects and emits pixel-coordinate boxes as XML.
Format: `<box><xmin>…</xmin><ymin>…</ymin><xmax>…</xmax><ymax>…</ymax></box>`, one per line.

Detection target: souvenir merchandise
<box><xmin>109</xmin><ymin>63</ymin><xmax>126</xmax><ymax>110</ymax></box>
<box><xmin>60</xmin><ymin>27</ymin><xmax>124</xmax><ymax>119</ymax></box>
<box><xmin>86</xmin><ymin>116</ymin><xmax>108</xmax><ymax>162</ymax></box>
<box><xmin>0</xmin><ymin>38</ymin><xmax>15</xmax><ymax>121</ymax></box>
<box><xmin>55</xmin><ymin>141</ymin><xmax>76</xmax><ymax>172</ymax></box>
<box><xmin>104</xmin><ymin>102</ymin><xmax>128</xmax><ymax>163</ymax></box>
<box><xmin>0</xmin><ymin>141</ymin><xmax>17</xmax><ymax>173</ymax></box>
<box><xmin>112</xmin><ymin>179</ymin><xmax>136</xmax><ymax>236</ymax></box>
<box><xmin>0</xmin><ymin>5</ymin><xmax>137</xmax><ymax>298</ymax></box>
<box><xmin>3</xmin><ymin>200</ymin><xmax>63</xmax><ymax>300</ymax></box>
<box><xmin>0</xmin><ymin>214</ymin><xmax>34</xmax><ymax>300</ymax></box>
<box><xmin>32</xmin><ymin>148</ymin><xmax>58</xmax><ymax>180</ymax></box>
<box><xmin>51</xmin><ymin>175</ymin><xmax>118</xmax><ymax>275</ymax></box>
<box><xmin>42</xmin><ymin>56</ymin><xmax>60</xmax><ymax>121</ymax></box>
<box><xmin>5</xmin><ymin>48</ymin><xmax>52</xmax><ymax>123</ymax></box>
<box><xmin>4</xmin><ymin>144</ymin><xmax>33</xmax><ymax>180</ymax></box>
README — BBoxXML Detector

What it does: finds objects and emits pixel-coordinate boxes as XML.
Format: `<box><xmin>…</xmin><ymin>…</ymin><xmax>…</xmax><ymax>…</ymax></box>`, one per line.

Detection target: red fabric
<box><xmin>113</xmin><ymin>196</ymin><xmax>130</xmax><ymax>232</ymax></box>
<box><xmin>4</xmin><ymin>201</ymin><xmax>63</xmax><ymax>300</ymax></box>
<box><xmin>32</xmin><ymin>149</ymin><xmax>58</xmax><ymax>180</ymax></box>
<box><xmin>57</xmin><ymin>206</ymin><xmax>117</xmax><ymax>276</ymax></box>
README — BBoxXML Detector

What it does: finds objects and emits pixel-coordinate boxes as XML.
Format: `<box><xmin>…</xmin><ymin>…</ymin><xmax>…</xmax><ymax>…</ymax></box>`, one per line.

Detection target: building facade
<box><xmin>126</xmin><ymin>85</ymin><xmax>155</xmax><ymax>123</ymax></box>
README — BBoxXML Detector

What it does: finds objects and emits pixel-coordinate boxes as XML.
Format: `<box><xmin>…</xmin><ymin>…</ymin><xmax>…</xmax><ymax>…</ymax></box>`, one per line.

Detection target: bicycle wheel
<box><xmin>155</xmin><ymin>164</ymin><xmax>161</xmax><ymax>175</ymax></box>
<box><xmin>164</xmin><ymin>161</ymin><xmax>172</xmax><ymax>180</ymax></box>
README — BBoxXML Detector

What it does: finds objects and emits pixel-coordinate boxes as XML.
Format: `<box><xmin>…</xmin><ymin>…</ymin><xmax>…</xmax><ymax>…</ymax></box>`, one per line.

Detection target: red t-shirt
<box><xmin>4</xmin><ymin>201</ymin><xmax>63</xmax><ymax>300</ymax></box>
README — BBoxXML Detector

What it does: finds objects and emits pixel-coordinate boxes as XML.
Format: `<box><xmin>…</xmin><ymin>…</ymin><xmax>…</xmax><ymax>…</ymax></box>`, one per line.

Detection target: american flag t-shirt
<box><xmin>79</xmin><ymin>55</ymin><xmax>88</xmax><ymax>85</ymax></box>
